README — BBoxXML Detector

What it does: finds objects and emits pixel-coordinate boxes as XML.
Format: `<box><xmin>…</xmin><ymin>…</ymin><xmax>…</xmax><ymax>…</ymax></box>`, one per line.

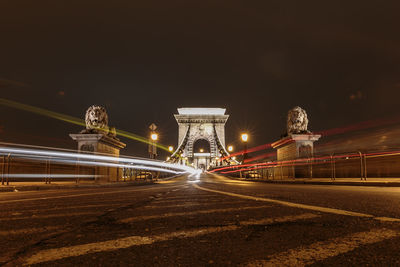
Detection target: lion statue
<box><xmin>82</xmin><ymin>105</ymin><xmax>109</xmax><ymax>134</ymax></box>
<box><xmin>287</xmin><ymin>106</ymin><xmax>310</xmax><ymax>135</ymax></box>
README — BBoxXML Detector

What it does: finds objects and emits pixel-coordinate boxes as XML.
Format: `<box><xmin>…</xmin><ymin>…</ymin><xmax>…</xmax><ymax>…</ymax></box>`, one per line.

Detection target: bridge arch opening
<box><xmin>193</xmin><ymin>139</ymin><xmax>210</xmax><ymax>154</ymax></box>
<box><xmin>192</xmin><ymin>139</ymin><xmax>211</xmax><ymax>171</ymax></box>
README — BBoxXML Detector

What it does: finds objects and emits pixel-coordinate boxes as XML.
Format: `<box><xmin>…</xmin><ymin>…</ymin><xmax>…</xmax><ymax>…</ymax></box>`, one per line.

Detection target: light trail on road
<box><xmin>0</xmin><ymin>145</ymin><xmax>196</xmax><ymax>174</ymax></box>
<box><xmin>219</xmin><ymin>115</ymin><xmax>400</xmax><ymax>164</ymax></box>
<box><xmin>211</xmin><ymin>149</ymin><xmax>400</xmax><ymax>175</ymax></box>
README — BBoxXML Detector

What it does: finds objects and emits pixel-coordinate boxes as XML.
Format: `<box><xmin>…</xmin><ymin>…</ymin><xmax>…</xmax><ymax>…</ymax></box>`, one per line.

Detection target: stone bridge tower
<box><xmin>169</xmin><ymin>108</ymin><xmax>230</xmax><ymax>170</ymax></box>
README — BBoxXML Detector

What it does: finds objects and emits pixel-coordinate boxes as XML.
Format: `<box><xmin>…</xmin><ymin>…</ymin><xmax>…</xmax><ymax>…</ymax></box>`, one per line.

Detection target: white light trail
<box><xmin>187</xmin><ymin>169</ymin><xmax>202</xmax><ymax>183</ymax></box>
<box><xmin>0</xmin><ymin>147</ymin><xmax>196</xmax><ymax>174</ymax></box>
<box><xmin>0</xmin><ymin>155</ymin><xmax>184</xmax><ymax>175</ymax></box>
<box><xmin>3</xmin><ymin>174</ymin><xmax>98</xmax><ymax>178</ymax></box>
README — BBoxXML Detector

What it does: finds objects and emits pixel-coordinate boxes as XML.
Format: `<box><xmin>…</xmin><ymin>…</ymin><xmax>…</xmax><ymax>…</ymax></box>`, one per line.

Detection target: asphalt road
<box><xmin>2</xmin><ymin>173</ymin><xmax>400</xmax><ymax>266</ymax></box>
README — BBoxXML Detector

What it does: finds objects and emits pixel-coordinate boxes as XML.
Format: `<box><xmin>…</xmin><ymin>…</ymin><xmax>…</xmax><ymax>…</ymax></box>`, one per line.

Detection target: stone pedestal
<box><xmin>70</xmin><ymin>133</ymin><xmax>126</xmax><ymax>182</ymax></box>
<box><xmin>272</xmin><ymin>134</ymin><xmax>321</xmax><ymax>179</ymax></box>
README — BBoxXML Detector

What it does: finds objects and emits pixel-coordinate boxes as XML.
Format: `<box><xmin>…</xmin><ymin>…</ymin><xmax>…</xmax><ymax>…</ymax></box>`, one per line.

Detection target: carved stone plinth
<box><xmin>70</xmin><ymin>133</ymin><xmax>126</xmax><ymax>182</ymax></box>
<box><xmin>272</xmin><ymin>134</ymin><xmax>321</xmax><ymax>179</ymax></box>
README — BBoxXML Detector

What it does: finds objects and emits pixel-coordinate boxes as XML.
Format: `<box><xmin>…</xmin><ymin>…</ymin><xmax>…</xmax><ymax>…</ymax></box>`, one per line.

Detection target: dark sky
<box><xmin>1</xmin><ymin>1</ymin><xmax>400</xmax><ymax>158</ymax></box>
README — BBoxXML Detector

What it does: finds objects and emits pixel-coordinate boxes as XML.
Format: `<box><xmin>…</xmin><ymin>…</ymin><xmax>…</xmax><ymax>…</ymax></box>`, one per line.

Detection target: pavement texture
<box><xmin>2</xmin><ymin>173</ymin><xmax>400</xmax><ymax>266</ymax></box>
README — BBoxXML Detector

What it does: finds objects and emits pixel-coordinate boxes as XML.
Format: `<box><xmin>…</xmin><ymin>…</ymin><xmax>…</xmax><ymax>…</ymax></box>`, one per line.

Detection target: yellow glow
<box><xmin>200</xmin><ymin>148</ymin><xmax>204</xmax><ymax>153</ymax></box>
<box><xmin>241</xmin><ymin>133</ymin><xmax>249</xmax><ymax>142</ymax></box>
<box><xmin>232</xmin><ymin>156</ymin><xmax>236</xmax><ymax>160</ymax></box>
<box><xmin>228</xmin><ymin>145</ymin><xmax>233</xmax><ymax>152</ymax></box>
<box><xmin>151</xmin><ymin>133</ymin><xmax>158</xmax><ymax>141</ymax></box>
<box><xmin>168</xmin><ymin>146</ymin><xmax>174</xmax><ymax>152</ymax></box>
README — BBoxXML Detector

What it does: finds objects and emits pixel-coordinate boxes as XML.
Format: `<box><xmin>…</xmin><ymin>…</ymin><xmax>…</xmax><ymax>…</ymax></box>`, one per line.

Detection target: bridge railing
<box><xmin>210</xmin><ymin>148</ymin><xmax>400</xmax><ymax>181</ymax></box>
<box><xmin>0</xmin><ymin>143</ymin><xmax>190</xmax><ymax>186</ymax></box>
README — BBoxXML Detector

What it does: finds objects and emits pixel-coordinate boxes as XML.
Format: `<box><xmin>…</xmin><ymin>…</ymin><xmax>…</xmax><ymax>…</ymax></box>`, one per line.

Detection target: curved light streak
<box><xmin>0</xmin><ymin>146</ymin><xmax>196</xmax><ymax>174</ymax></box>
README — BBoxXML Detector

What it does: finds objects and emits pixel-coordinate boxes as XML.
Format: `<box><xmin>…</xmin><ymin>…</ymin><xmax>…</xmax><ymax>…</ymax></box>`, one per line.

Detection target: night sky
<box><xmin>1</xmin><ymin>1</ymin><xmax>400</xmax><ymax>158</ymax></box>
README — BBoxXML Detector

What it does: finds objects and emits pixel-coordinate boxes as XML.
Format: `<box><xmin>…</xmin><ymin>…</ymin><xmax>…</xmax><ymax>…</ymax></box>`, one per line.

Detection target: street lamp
<box><xmin>168</xmin><ymin>146</ymin><xmax>174</xmax><ymax>152</ymax></box>
<box><xmin>148</xmin><ymin>123</ymin><xmax>158</xmax><ymax>159</ymax></box>
<box><xmin>241</xmin><ymin>133</ymin><xmax>248</xmax><ymax>143</ymax></box>
<box><xmin>241</xmin><ymin>133</ymin><xmax>249</xmax><ymax>163</ymax></box>
<box><xmin>227</xmin><ymin>145</ymin><xmax>233</xmax><ymax>152</ymax></box>
<box><xmin>149</xmin><ymin>132</ymin><xmax>158</xmax><ymax>159</ymax></box>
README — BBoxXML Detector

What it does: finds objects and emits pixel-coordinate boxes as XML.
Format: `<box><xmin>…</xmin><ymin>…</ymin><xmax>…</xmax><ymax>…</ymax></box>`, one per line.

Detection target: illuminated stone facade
<box><xmin>272</xmin><ymin>107</ymin><xmax>321</xmax><ymax>178</ymax></box>
<box><xmin>170</xmin><ymin>108</ymin><xmax>230</xmax><ymax>169</ymax></box>
<box><xmin>70</xmin><ymin>106</ymin><xmax>125</xmax><ymax>182</ymax></box>
<box><xmin>287</xmin><ymin>106</ymin><xmax>310</xmax><ymax>135</ymax></box>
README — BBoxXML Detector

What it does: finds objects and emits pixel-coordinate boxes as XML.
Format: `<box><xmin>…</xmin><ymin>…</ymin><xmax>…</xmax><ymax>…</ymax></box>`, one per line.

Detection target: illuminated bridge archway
<box><xmin>169</xmin><ymin>108</ymin><xmax>233</xmax><ymax>169</ymax></box>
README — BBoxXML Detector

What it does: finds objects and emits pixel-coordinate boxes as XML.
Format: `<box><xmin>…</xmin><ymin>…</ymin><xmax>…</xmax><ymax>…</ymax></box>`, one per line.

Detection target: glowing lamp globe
<box><xmin>151</xmin><ymin>133</ymin><xmax>158</xmax><ymax>141</ymax></box>
<box><xmin>241</xmin><ymin>133</ymin><xmax>249</xmax><ymax>142</ymax></box>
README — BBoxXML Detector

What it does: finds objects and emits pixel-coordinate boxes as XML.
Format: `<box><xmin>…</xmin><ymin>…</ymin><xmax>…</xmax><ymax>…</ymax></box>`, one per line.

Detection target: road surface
<box><xmin>2</xmin><ymin>173</ymin><xmax>400</xmax><ymax>266</ymax></box>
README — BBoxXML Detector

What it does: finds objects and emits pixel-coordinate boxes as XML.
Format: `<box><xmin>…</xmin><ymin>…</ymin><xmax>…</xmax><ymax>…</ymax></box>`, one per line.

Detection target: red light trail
<box><xmin>220</xmin><ymin>115</ymin><xmax>400</xmax><ymax>165</ymax></box>
<box><xmin>212</xmin><ymin>150</ymin><xmax>400</xmax><ymax>175</ymax></box>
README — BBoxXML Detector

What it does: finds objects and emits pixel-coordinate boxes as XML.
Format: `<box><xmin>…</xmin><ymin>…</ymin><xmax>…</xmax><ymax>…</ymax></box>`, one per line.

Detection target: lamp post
<box><xmin>227</xmin><ymin>145</ymin><xmax>234</xmax><ymax>166</ymax></box>
<box><xmin>241</xmin><ymin>133</ymin><xmax>249</xmax><ymax>178</ymax></box>
<box><xmin>241</xmin><ymin>133</ymin><xmax>249</xmax><ymax>163</ymax></box>
<box><xmin>148</xmin><ymin>123</ymin><xmax>158</xmax><ymax>159</ymax></box>
<box><xmin>149</xmin><ymin>132</ymin><xmax>158</xmax><ymax>159</ymax></box>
